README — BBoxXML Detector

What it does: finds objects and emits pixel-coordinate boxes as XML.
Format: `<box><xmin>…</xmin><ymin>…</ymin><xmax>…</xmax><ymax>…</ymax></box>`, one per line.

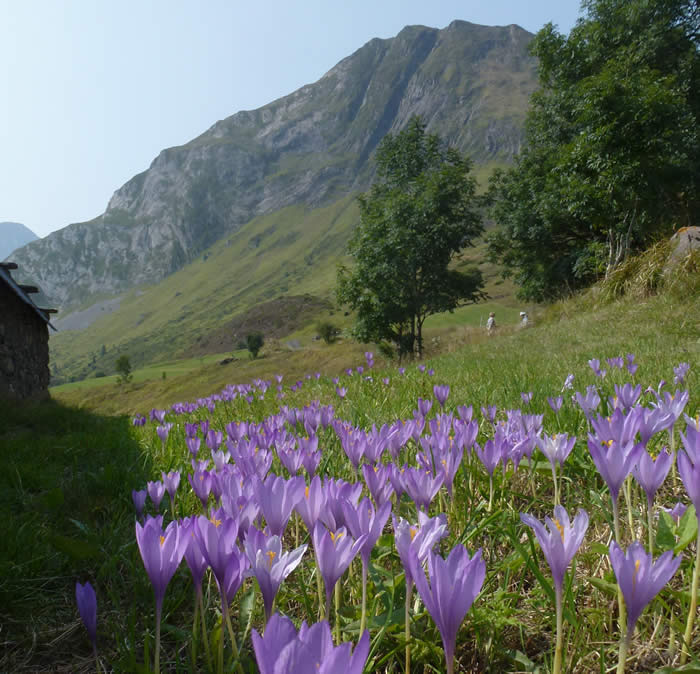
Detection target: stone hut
<box><xmin>0</xmin><ymin>261</ymin><xmax>56</xmax><ymax>399</ymax></box>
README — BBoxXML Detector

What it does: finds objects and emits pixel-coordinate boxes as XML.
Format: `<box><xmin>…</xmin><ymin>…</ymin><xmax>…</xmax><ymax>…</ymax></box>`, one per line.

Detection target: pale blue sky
<box><xmin>0</xmin><ymin>1</ymin><xmax>582</xmax><ymax>237</ymax></box>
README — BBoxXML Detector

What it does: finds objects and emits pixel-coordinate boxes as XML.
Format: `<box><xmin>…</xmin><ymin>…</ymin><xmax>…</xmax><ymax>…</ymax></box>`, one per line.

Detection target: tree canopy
<box><xmin>487</xmin><ymin>0</ymin><xmax>700</xmax><ymax>301</ymax></box>
<box><xmin>337</xmin><ymin>117</ymin><xmax>484</xmax><ymax>359</ymax></box>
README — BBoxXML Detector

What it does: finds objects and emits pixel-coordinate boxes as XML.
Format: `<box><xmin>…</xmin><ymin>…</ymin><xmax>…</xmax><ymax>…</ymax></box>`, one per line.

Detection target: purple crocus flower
<box><xmin>575</xmin><ymin>386</ymin><xmax>601</xmax><ymax>418</ymax></box>
<box><xmin>457</xmin><ymin>405</ymin><xmax>474</xmax><ymax>422</ymax></box>
<box><xmin>674</xmin><ymin>362</ymin><xmax>690</xmax><ymax>386</ymax></box>
<box><xmin>521</xmin><ymin>392</ymin><xmax>533</xmax><ymax>405</ymax></box>
<box><xmin>186</xmin><ymin>435</ymin><xmax>201</xmax><ymax>458</ymax></box>
<box><xmin>252</xmin><ymin>614</ymin><xmax>369</xmax><ymax>674</ymax></box>
<box><xmin>588</xmin><ymin>359</ymin><xmax>606</xmax><ymax>378</ymax></box>
<box><xmin>632</xmin><ymin>449</ymin><xmax>672</xmax><ymax>510</ymax></box>
<box><xmin>336</xmin><ymin>387</ymin><xmax>347</xmax><ymax>399</ymax></box>
<box><xmin>257</xmin><ymin>475</ymin><xmax>305</xmax><ymax>537</ymax></box>
<box><xmin>417</xmin><ymin>397</ymin><xmax>433</xmax><ymax>417</ymax></box>
<box><xmin>481</xmin><ymin>405</ymin><xmax>497</xmax><ymax>423</ymax></box>
<box><xmin>613</xmin><ymin>384</ymin><xmax>642</xmax><ymax>411</ymax></box>
<box><xmin>681</xmin><ymin>422</ymin><xmax>700</xmax><ymax>463</ymax></box>
<box><xmin>561</xmin><ymin>374</ymin><xmax>574</xmax><ymax>391</ymax></box>
<box><xmin>587</xmin><ymin>437</ymin><xmax>645</xmax><ymax>505</ymax></box>
<box><xmin>654</xmin><ymin>389</ymin><xmax>690</xmax><ymax>424</ymax></box>
<box><xmin>662</xmin><ymin>502</ymin><xmax>688</xmax><ymax>525</ymax></box>
<box><xmin>609</xmin><ymin>541</ymin><xmax>681</xmax><ymax>637</ymax></box>
<box><xmin>244</xmin><ymin>526</ymin><xmax>308</xmax><ymax>622</ymax></box>
<box><xmin>188</xmin><ymin>470</ymin><xmax>213</xmax><ymax>509</ymax></box>
<box><xmin>342</xmin><ymin>497</ymin><xmax>392</xmax><ymax>568</ymax></box>
<box><xmin>411</xmin><ymin>545</ymin><xmax>486</xmax><ymax>674</ymax></box>
<box><xmin>312</xmin><ymin>522</ymin><xmax>367</xmax><ymax>616</ymax></box>
<box><xmin>626</xmin><ymin>354</ymin><xmax>638</xmax><ymax>376</ymax></box>
<box><xmin>295</xmin><ymin>475</ymin><xmax>327</xmax><ymax>532</ymax></box>
<box><xmin>161</xmin><ymin>471</ymin><xmax>180</xmax><ymax>512</ymax></box>
<box><xmin>548</xmin><ymin>396</ymin><xmax>564</xmax><ymax>414</ymax></box>
<box><xmin>75</xmin><ymin>581</ymin><xmax>97</xmax><ymax>652</ymax></box>
<box><xmin>520</xmin><ymin>506</ymin><xmax>589</xmax><ymax>593</ymax></box>
<box><xmin>678</xmin><ymin>449</ymin><xmax>700</xmax><ymax>513</ymax></box>
<box><xmin>156</xmin><ymin>423</ymin><xmax>173</xmax><ymax>447</ymax></box>
<box><xmin>135</xmin><ymin>516</ymin><xmax>188</xmax><ymax>613</ymax></box>
<box><xmin>607</xmin><ymin>356</ymin><xmax>624</xmax><ymax>370</ymax></box>
<box><xmin>474</xmin><ymin>439</ymin><xmax>503</xmax><ymax>477</ymax></box>
<box><xmin>181</xmin><ymin>517</ymin><xmax>208</xmax><ymax>593</ymax></box>
<box><xmin>393</xmin><ymin>512</ymin><xmax>448</xmax><ymax>586</ymax></box>
<box><xmin>433</xmin><ymin>385</ymin><xmax>450</xmax><ymax>409</ymax></box>
<box><xmin>132</xmin><ymin>489</ymin><xmax>147</xmax><ymax>518</ymax></box>
<box><xmin>147</xmin><ymin>480</ymin><xmax>165</xmax><ymax>510</ymax></box>
<box><xmin>402</xmin><ymin>467</ymin><xmax>445</xmax><ymax>512</ymax></box>
<box><xmin>537</xmin><ymin>433</ymin><xmax>576</xmax><ymax>471</ymax></box>
<box><xmin>361</xmin><ymin>463</ymin><xmax>395</xmax><ymax>506</ymax></box>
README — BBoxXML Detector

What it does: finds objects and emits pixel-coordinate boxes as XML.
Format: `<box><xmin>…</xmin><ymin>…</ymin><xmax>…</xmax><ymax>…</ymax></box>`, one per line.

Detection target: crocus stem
<box><xmin>93</xmin><ymin>645</ymin><xmax>101</xmax><ymax>674</ymax></box>
<box><xmin>612</xmin><ymin>497</ymin><xmax>628</xmax><ymax>636</ymax></box>
<box><xmin>198</xmin><ymin>589</ymin><xmax>213</xmax><ymax>672</ymax></box>
<box><xmin>553</xmin><ymin>587</ymin><xmax>563</xmax><ymax>674</ymax></box>
<box><xmin>623</xmin><ymin>477</ymin><xmax>634</xmax><ymax>539</ymax></box>
<box><xmin>488</xmin><ymin>475</ymin><xmax>494</xmax><ymax>512</ymax></box>
<box><xmin>360</xmin><ymin>561</ymin><xmax>368</xmax><ymax>635</ymax></box>
<box><xmin>218</xmin><ymin>610</ymin><xmax>224</xmax><ymax>674</ymax></box>
<box><xmin>334</xmin><ymin>580</ymin><xmax>341</xmax><ymax>644</ymax></box>
<box><xmin>680</xmin><ymin>517</ymin><xmax>700</xmax><ymax>665</ymax></box>
<box><xmin>154</xmin><ymin>602</ymin><xmax>162</xmax><ymax>674</ymax></box>
<box><xmin>225</xmin><ymin>609</ymin><xmax>245</xmax><ymax>674</ymax></box>
<box><xmin>551</xmin><ymin>463</ymin><xmax>559</xmax><ymax>507</ymax></box>
<box><xmin>317</xmin><ymin>568</ymin><xmax>325</xmax><ymax>620</ymax></box>
<box><xmin>191</xmin><ymin>592</ymin><xmax>199</xmax><ymax>668</ymax></box>
<box><xmin>405</xmin><ymin>579</ymin><xmax>412</xmax><ymax>674</ymax></box>
<box><xmin>616</xmin><ymin>632</ymin><xmax>630</xmax><ymax>674</ymax></box>
<box><xmin>647</xmin><ymin>499</ymin><xmax>654</xmax><ymax>555</ymax></box>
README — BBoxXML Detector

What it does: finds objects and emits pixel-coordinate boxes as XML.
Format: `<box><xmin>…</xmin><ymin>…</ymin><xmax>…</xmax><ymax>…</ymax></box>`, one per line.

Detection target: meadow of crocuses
<box><xmin>66</xmin><ymin>347</ymin><xmax>698</xmax><ymax>674</ymax></box>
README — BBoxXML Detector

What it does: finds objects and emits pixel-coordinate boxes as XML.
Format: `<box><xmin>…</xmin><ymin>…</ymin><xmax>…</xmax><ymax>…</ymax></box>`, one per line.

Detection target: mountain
<box><xmin>11</xmin><ymin>21</ymin><xmax>537</xmax><ymax>312</ymax></box>
<box><xmin>0</xmin><ymin>222</ymin><xmax>39</xmax><ymax>261</ymax></box>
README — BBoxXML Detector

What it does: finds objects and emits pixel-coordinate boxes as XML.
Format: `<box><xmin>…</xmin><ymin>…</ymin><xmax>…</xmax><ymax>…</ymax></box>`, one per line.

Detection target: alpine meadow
<box><xmin>1</xmin><ymin>2</ymin><xmax>699</xmax><ymax>673</ymax></box>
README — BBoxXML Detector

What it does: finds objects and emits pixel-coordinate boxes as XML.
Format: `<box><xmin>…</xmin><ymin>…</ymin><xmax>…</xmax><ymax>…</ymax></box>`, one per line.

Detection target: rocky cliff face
<box><xmin>12</xmin><ymin>20</ymin><xmax>537</xmax><ymax>309</ymax></box>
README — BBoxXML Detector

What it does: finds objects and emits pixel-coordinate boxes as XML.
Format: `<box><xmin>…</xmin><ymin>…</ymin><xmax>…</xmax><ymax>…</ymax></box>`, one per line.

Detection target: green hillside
<box><xmin>49</xmin><ymin>174</ymin><xmax>514</xmax><ymax>386</ymax></box>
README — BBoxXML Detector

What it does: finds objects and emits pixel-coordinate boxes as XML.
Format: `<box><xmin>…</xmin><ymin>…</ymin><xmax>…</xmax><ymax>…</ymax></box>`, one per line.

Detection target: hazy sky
<box><xmin>1</xmin><ymin>1</ymin><xmax>582</xmax><ymax>238</ymax></box>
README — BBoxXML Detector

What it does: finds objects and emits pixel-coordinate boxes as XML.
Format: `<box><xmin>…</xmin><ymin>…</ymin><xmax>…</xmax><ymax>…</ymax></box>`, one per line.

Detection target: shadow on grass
<box><xmin>0</xmin><ymin>396</ymin><xmax>154</xmax><ymax>672</ymax></box>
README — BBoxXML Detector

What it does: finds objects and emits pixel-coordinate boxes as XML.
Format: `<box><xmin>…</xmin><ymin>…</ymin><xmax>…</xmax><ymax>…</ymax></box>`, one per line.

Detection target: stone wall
<box><xmin>0</xmin><ymin>283</ymin><xmax>50</xmax><ymax>399</ymax></box>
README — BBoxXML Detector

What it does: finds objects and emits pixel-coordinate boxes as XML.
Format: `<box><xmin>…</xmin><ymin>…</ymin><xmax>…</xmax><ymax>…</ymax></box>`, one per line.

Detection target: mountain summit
<box><xmin>12</xmin><ymin>20</ymin><xmax>536</xmax><ymax>310</ymax></box>
<box><xmin>0</xmin><ymin>222</ymin><xmax>39</xmax><ymax>261</ymax></box>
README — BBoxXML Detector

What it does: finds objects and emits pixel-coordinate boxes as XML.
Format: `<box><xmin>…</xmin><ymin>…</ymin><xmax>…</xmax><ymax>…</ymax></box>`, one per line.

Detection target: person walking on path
<box><xmin>519</xmin><ymin>311</ymin><xmax>529</xmax><ymax>328</ymax></box>
<box><xmin>486</xmin><ymin>312</ymin><xmax>496</xmax><ymax>335</ymax></box>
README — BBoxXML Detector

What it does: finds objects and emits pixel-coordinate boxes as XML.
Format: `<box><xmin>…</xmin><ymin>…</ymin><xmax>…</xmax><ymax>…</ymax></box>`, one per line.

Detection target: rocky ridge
<box><xmin>11</xmin><ymin>20</ymin><xmax>537</xmax><ymax>310</ymax></box>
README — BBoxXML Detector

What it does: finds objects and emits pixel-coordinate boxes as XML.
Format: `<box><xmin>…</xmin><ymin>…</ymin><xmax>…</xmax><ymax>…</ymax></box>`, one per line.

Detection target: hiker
<box><xmin>519</xmin><ymin>311</ymin><xmax>529</xmax><ymax>328</ymax></box>
<box><xmin>486</xmin><ymin>312</ymin><xmax>496</xmax><ymax>335</ymax></box>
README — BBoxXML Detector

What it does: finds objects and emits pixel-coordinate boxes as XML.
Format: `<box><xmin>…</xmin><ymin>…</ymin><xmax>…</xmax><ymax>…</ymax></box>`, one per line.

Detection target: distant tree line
<box><xmin>486</xmin><ymin>0</ymin><xmax>700</xmax><ymax>301</ymax></box>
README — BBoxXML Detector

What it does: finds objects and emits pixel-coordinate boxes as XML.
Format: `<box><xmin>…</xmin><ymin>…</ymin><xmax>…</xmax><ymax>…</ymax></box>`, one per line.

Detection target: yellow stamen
<box><xmin>330</xmin><ymin>531</ymin><xmax>344</xmax><ymax>544</ymax></box>
<box><xmin>305</xmin><ymin>486</ymin><xmax>310</xmax><ymax>499</ymax></box>
<box><xmin>553</xmin><ymin>519</ymin><xmax>565</xmax><ymax>541</ymax></box>
<box><xmin>210</xmin><ymin>516</ymin><xmax>222</xmax><ymax>528</ymax></box>
<box><xmin>410</xmin><ymin>526</ymin><xmax>418</xmax><ymax>541</ymax></box>
<box><xmin>267</xmin><ymin>551</ymin><xmax>276</xmax><ymax>568</ymax></box>
<box><xmin>159</xmin><ymin>535</ymin><xmax>165</xmax><ymax>546</ymax></box>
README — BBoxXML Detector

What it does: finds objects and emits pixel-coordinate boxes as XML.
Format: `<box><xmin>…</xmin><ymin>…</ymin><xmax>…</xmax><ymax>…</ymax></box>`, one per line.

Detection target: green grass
<box><xmin>4</xmin><ymin>280</ymin><xmax>699</xmax><ymax>672</ymax></box>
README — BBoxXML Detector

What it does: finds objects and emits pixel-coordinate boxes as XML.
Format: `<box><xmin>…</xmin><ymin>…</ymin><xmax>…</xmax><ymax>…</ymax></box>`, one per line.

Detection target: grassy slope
<box><xmin>48</xmin><ymin>166</ymin><xmax>513</xmax><ymax>386</ymax></box>
<box><xmin>4</xmin><ymin>284</ymin><xmax>698</xmax><ymax>672</ymax></box>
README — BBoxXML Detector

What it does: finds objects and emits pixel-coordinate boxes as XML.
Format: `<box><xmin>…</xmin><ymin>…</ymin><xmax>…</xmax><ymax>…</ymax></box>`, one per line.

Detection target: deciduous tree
<box><xmin>488</xmin><ymin>0</ymin><xmax>700</xmax><ymax>301</ymax></box>
<box><xmin>337</xmin><ymin>117</ymin><xmax>484</xmax><ymax>359</ymax></box>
